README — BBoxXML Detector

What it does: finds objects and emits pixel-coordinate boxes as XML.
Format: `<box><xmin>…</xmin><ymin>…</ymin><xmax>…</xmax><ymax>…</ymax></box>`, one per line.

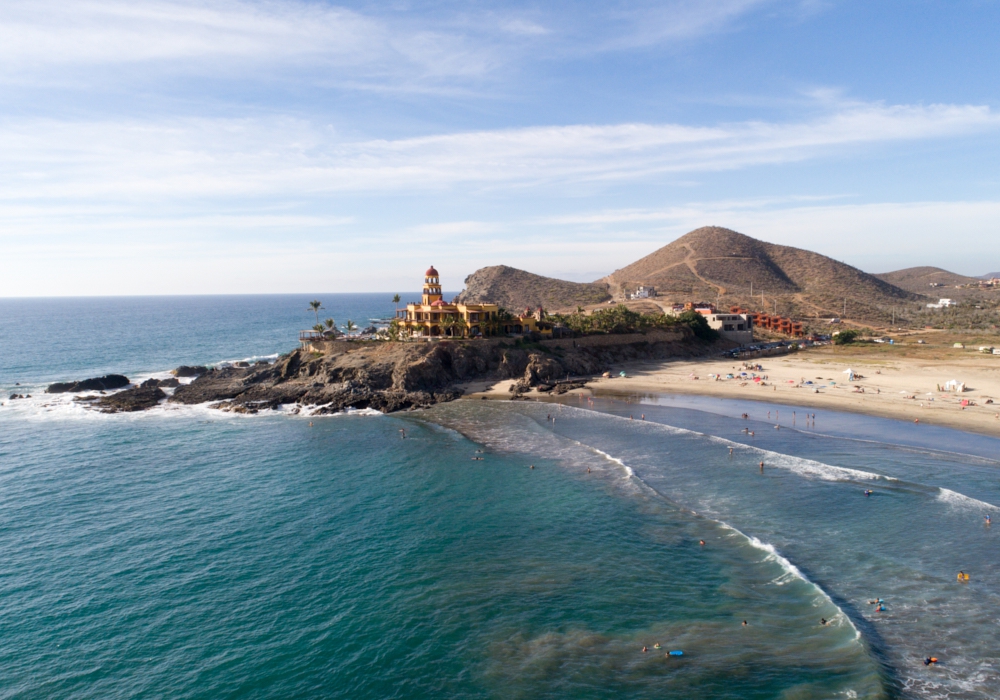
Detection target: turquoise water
<box><xmin>2</xmin><ymin>296</ymin><xmax>998</xmax><ymax>698</ymax></box>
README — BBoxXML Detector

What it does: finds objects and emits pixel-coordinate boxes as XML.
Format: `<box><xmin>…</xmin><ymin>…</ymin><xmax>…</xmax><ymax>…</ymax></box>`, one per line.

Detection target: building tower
<box><xmin>422</xmin><ymin>266</ymin><xmax>442</xmax><ymax>305</ymax></box>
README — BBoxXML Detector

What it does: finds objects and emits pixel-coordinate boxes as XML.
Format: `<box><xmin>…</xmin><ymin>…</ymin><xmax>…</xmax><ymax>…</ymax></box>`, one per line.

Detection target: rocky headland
<box><xmin>49</xmin><ymin>328</ymin><xmax>725</xmax><ymax>415</ymax></box>
<box><xmin>168</xmin><ymin>328</ymin><xmax>722</xmax><ymax>414</ymax></box>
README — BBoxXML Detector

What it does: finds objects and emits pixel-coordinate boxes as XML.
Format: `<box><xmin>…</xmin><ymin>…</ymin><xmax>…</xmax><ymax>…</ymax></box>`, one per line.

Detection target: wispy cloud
<box><xmin>2</xmin><ymin>101</ymin><xmax>996</xmax><ymax>204</ymax></box>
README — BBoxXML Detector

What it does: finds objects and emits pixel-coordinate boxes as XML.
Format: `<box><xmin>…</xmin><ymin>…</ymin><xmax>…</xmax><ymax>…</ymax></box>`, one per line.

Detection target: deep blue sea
<box><xmin>2</xmin><ymin>295</ymin><xmax>999</xmax><ymax>699</ymax></box>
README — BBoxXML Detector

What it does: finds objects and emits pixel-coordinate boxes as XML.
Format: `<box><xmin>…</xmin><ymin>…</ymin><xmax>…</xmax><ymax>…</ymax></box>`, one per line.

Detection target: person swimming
<box><xmin>729</xmin><ymin>447</ymin><xmax>734</xmax><ymax>455</ymax></box>
<box><xmin>642</xmin><ymin>646</ymin><xmax>647</xmax><ymax>653</ymax></box>
<box><xmin>820</xmin><ymin>618</ymin><xmax>828</xmax><ymax>626</ymax></box>
<box><xmin>759</xmin><ymin>461</ymin><xmax>764</xmax><ymax>472</ymax></box>
<box><xmin>986</xmin><ymin>514</ymin><xmax>992</xmax><ymax>524</ymax></box>
<box><xmin>864</xmin><ymin>489</ymin><xmax>872</xmax><ymax>497</ymax></box>
<box><xmin>741</xmin><ymin>620</ymin><xmax>748</xmax><ymax>627</ymax></box>
<box><xmin>653</xmin><ymin>643</ymin><xmax>661</xmax><ymax>649</ymax></box>
<box><xmin>924</xmin><ymin>657</ymin><xmax>939</xmax><ymax>666</ymax></box>
<box><xmin>699</xmin><ymin>540</ymin><xmax>706</xmax><ymax>546</ymax></box>
<box><xmin>876</xmin><ymin>603</ymin><xmax>885</xmax><ymax>612</ymax></box>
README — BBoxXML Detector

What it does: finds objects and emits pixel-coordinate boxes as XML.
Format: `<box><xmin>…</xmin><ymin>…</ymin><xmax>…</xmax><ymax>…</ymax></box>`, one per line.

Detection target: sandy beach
<box><xmin>471</xmin><ymin>339</ymin><xmax>1000</xmax><ymax>437</ymax></box>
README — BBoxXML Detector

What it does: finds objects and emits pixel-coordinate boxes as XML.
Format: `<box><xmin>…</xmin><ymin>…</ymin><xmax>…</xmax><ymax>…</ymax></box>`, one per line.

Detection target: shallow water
<box><xmin>2</xmin><ymin>296</ymin><xmax>997</xmax><ymax>698</ymax></box>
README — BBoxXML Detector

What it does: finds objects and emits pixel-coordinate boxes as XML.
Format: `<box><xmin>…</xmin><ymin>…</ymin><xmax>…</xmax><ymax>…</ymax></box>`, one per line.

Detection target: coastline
<box><xmin>471</xmin><ymin>345</ymin><xmax>1000</xmax><ymax>438</ymax></box>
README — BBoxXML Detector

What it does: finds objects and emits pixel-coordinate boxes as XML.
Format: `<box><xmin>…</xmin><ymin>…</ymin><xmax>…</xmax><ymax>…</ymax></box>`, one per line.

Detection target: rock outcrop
<box><xmin>169</xmin><ymin>329</ymin><xmax>721</xmax><ymax>414</ymax></box>
<box><xmin>46</xmin><ymin>374</ymin><xmax>131</xmax><ymax>393</ymax></box>
<box><xmin>171</xmin><ymin>366</ymin><xmax>208</xmax><ymax>377</ymax></box>
<box><xmin>94</xmin><ymin>380</ymin><xmax>166</xmax><ymax>412</ymax></box>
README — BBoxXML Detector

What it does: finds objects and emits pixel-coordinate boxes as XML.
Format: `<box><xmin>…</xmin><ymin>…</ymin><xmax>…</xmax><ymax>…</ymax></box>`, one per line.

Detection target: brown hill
<box><xmin>455</xmin><ymin>265</ymin><xmax>611</xmax><ymax>312</ymax></box>
<box><xmin>875</xmin><ymin>266</ymin><xmax>980</xmax><ymax>294</ymax></box>
<box><xmin>601</xmin><ymin>226</ymin><xmax>922</xmax><ymax>324</ymax></box>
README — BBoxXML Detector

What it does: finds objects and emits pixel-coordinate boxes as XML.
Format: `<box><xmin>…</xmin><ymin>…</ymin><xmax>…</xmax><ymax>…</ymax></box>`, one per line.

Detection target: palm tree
<box><xmin>441</xmin><ymin>315</ymin><xmax>456</xmax><ymax>337</ymax></box>
<box><xmin>323</xmin><ymin>318</ymin><xmax>338</xmax><ymax>337</ymax></box>
<box><xmin>345</xmin><ymin>320</ymin><xmax>357</xmax><ymax>335</ymax></box>
<box><xmin>392</xmin><ymin>294</ymin><xmax>401</xmax><ymax>320</ymax></box>
<box><xmin>453</xmin><ymin>316</ymin><xmax>468</xmax><ymax>338</ymax></box>
<box><xmin>308</xmin><ymin>300</ymin><xmax>324</xmax><ymax>325</ymax></box>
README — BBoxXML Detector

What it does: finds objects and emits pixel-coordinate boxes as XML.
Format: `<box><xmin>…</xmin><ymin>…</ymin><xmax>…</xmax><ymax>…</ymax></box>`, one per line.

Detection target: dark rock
<box><xmin>171</xmin><ymin>366</ymin><xmax>208</xmax><ymax>378</ymax></box>
<box><xmin>94</xmin><ymin>386</ymin><xmax>166</xmax><ymax>412</ymax></box>
<box><xmin>46</xmin><ymin>374</ymin><xmax>130</xmax><ymax>394</ymax></box>
<box><xmin>157</xmin><ymin>377</ymin><xmax>180</xmax><ymax>387</ymax></box>
<box><xmin>234</xmin><ymin>361</ymin><xmax>251</xmax><ymax>368</ymax></box>
<box><xmin>361</xmin><ymin>325</ymin><xmax>378</xmax><ymax>335</ymax></box>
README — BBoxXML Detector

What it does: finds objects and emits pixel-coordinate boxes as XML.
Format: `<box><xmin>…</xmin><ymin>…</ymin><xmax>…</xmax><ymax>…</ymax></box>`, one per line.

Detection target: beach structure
<box><xmin>396</xmin><ymin>266</ymin><xmax>550</xmax><ymax>338</ymax></box>
<box><xmin>705</xmin><ymin>313</ymin><xmax>754</xmax><ymax>344</ymax></box>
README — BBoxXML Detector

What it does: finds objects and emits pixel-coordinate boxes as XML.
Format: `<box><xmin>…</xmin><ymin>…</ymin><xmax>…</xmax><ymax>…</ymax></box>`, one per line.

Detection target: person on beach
<box><xmin>729</xmin><ymin>447</ymin><xmax>734</xmax><ymax>456</ymax></box>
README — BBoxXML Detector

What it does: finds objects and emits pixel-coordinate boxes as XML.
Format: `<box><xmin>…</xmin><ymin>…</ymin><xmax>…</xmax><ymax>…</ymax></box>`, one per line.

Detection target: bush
<box><xmin>676</xmin><ymin>310</ymin><xmax>720</xmax><ymax>341</ymax></box>
<box><xmin>834</xmin><ymin>330</ymin><xmax>859</xmax><ymax>345</ymax></box>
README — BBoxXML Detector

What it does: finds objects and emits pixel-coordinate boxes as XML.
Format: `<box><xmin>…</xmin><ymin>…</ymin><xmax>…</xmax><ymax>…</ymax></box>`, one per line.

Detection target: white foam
<box><xmin>936</xmin><ymin>487</ymin><xmax>998</xmax><ymax>512</ymax></box>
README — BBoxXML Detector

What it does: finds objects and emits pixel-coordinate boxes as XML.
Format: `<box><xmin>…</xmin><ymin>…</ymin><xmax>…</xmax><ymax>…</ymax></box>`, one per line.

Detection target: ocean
<box><xmin>1</xmin><ymin>295</ymin><xmax>998</xmax><ymax>699</ymax></box>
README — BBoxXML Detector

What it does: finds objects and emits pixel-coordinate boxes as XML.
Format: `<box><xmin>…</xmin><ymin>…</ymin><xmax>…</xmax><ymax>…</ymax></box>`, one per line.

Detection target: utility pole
<box><xmin>843</xmin><ymin>298</ymin><xmax>847</xmax><ymax>317</ymax></box>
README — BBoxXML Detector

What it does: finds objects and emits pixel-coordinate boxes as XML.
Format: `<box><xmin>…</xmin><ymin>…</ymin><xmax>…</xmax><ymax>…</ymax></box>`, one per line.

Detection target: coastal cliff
<box><xmin>167</xmin><ymin>329</ymin><xmax>720</xmax><ymax>414</ymax></box>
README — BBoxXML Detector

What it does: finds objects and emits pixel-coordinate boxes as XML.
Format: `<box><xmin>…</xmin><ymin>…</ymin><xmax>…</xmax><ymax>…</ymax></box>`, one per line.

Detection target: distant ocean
<box><xmin>2</xmin><ymin>295</ymin><xmax>999</xmax><ymax>699</ymax></box>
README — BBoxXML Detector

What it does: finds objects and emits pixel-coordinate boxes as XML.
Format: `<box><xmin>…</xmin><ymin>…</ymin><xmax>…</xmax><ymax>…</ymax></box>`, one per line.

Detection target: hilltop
<box><xmin>455</xmin><ymin>265</ymin><xmax>610</xmax><ymax>312</ymax></box>
<box><xmin>875</xmin><ymin>266</ymin><xmax>981</xmax><ymax>294</ymax></box>
<box><xmin>600</xmin><ymin>226</ymin><xmax>921</xmax><ymax>324</ymax></box>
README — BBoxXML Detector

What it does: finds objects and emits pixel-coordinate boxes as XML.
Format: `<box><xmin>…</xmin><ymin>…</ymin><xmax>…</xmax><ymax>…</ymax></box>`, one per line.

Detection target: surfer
<box><xmin>820</xmin><ymin>618</ymin><xmax>828</xmax><ymax>626</ymax></box>
<box><xmin>924</xmin><ymin>657</ymin><xmax>938</xmax><ymax>666</ymax></box>
<box><xmin>864</xmin><ymin>489</ymin><xmax>872</xmax><ymax>497</ymax></box>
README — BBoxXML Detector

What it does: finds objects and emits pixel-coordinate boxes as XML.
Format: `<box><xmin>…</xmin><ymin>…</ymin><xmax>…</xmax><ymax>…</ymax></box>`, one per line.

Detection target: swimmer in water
<box><xmin>759</xmin><ymin>461</ymin><xmax>764</xmax><ymax>473</ymax></box>
<box><xmin>742</xmin><ymin>620</ymin><xmax>748</xmax><ymax>627</ymax></box>
<box><xmin>729</xmin><ymin>447</ymin><xmax>734</xmax><ymax>456</ymax></box>
<box><xmin>864</xmin><ymin>489</ymin><xmax>872</xmax><ymax>497</ymax></box>
<box><xmin>530</xmin><ymin>465</ymin><xmax>535</xmax><ymax>469</ymax></box>
<box><xmin>642</xmin><ymin>646</ymin><xmax>647</xmax><ymax>653</ymax></box>
<box><xmin>587</xmin><ymin>468</ymin><xmax>591</xmax><ymax>473</ymax></box>
<box><xmin>653</xmin><ymin>643</ymin><xmax>661</xmax><ymax>649</ymax></box>
<box><xmin>821</xmin><ymin>618</ymin><xmax>828</xmax><ymax>626</ymax></box>
<box><xmin>308</xmin><ymin>422</ymin><xmax>314</xmax><ymax>427</ymax></box>
<box><xmin>924</xmin><ymin>657</ymin><xmax>938</xmax><ymax>666</ymax></box>
<box><xmin>986</xmin><ymin>514</ymin><xmax>992</xmax><ymax>525</ymax></box>
<box><xmin>699</xmin><ymin>540</ymin><xmax>705</xmax><ymax>546</ymax></box>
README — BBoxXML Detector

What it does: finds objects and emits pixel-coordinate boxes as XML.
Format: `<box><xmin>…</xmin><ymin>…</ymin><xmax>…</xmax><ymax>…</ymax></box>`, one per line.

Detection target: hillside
<box><xmin>456</xmin><ymin>265</ymin><xmax>610</xmax><ymax>312</ymax></box>
<box><xmin>875</xmin><ymin>266</ymin><xmax>980</xmax><ymax>293</ymax></box>
<box><xmin>601</xmin><ymin>226</ymin><xmax>922</xmax><ymax>324</ymax></box>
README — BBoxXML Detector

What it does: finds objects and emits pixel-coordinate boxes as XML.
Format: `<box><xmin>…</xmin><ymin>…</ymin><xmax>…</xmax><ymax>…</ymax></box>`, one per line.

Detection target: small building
<box><xmin>927</xmin><ymin>298</ymin><xmax>957</xmax><ymax>309</ymax></box>
<box><xmin>705</xmin><ymin>313</ymin><xmax>753</xmax><ymax>344</ymax></box>
<box><xmin>630</xmin><ymin>285</ymin><xmax>656</xmax><ymax>300</ymax></box>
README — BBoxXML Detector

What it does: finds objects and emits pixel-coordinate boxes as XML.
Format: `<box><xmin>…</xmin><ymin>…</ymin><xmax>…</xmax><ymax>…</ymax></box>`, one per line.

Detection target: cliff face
<box><xmin>169</xmin><ymin>330</ymin><xmax>716</xmax><ymax>414</ymax></box>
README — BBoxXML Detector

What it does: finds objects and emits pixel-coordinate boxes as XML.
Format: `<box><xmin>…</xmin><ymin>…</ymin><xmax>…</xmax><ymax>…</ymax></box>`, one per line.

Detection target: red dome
<box><xmin>425</xmin><ymin>266</ymin><xmax>439</xmax><ymax>276</ymax></box>
<box><xmin>431</xmin><ymin>299</ymin><xmax>447</xmax><ymax>307</ymax></box>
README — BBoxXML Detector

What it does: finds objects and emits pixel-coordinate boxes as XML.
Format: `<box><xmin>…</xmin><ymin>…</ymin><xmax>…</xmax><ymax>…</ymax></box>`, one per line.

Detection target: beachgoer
<box><xmin>308</xmin><ymin>422</ymin><xmax>314</xmax><ymax>427</ymax></box>
<box><xmin>587</xmin><ymin>468</ymin><xmax>591</xmax><ymax>473</ymax></box>
<box><xmin>821</xmin><ymin>618</ymin><xmax>828</xmax><ymax>625</ymax></box>
<box><xmin>530</xmin><ymin>465</ymin><xmax>535</xmax><ymax>469</ymax></box>
<box><xmin>986</xmin><ymin>514</ymin><xmax>992</xmax><ymax>525</ymax></box>
<box><xmin>729</xmin><ymin>447</ymin><xmax>734</xmax><ymax>456</ymax></box>
<box><xmin>924</xmin><ymin>657</ymin><xmax>938</xmax><ymax>665</ymax></box>
<box><xmin>641</xmin><ymin>414</ymin><xmax>645</xmax><ymax>420</ymax></box>
<box><xmin>742</xmin><ymin>620</ymin><xmax>748</xmax><ymax>627</ymax></box>
<box><xmin>642</xmin><ymin>646</ymin><xmax>647</xmax><ymax>653</ymax></box>
<box><xmin>699</xmin><ymin>540</ymin><xmax>706</xmax><ymax>546</ymax></box>
<box><xmin>759</xmin><ymin>461</ymin><xmax>764</xmax><ymax>473</ymax></box>
<box><xmin>654</xmin><ymin>642</ymin><xmax>661</xmax><ymax>649</ymax></box>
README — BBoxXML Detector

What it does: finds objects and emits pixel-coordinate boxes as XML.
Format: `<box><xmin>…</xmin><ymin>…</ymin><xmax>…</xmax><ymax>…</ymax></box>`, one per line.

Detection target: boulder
<box><xmin>157</xmin><ymin>377</ymin><xmax>181</xmax><ymax>387</ymax></box>
<box><xmin>46</xmin><ymin>374</ymin><xmax>130</xmax><ymax>393</ymax></box>
<box><xmin>171</xmin><ymin>366</ymin><xmax>208</xmax><ymax>377</ymax></box>
<box><xmin>95</xmin><ymin>385</ymin><xmax>166</xmax><ymax>412</ymax></box>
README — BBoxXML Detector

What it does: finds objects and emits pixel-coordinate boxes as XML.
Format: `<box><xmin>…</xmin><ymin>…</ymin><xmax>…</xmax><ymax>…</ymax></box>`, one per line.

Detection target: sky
<box><xmin>3</xmin><ymin>0</ymin><xmax>1000</xmax><ymax>296</ymax></box>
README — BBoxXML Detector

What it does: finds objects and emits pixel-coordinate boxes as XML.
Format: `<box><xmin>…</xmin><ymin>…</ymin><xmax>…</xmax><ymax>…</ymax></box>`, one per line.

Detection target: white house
<box><xmin>926</xmin><ymin>298</ymin><xmax>957</xmax><ymax>309</ymax></box>
<box><xmin>706</xmin><ymin>313</ymin><xmax>753</xmax><ymax>344</ymax></box>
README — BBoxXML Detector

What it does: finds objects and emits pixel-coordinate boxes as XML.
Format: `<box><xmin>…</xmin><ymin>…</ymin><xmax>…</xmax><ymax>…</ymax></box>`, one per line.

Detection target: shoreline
<box><xmin>470</xmin><ymin>345</ymin><xmax>1000</xmax><ymax>438</ymax></box>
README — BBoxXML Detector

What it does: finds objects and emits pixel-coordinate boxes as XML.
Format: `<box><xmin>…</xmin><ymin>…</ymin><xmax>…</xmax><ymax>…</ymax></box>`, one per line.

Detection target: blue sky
<box><xmin>3</xmin><ymin>0</ymin><xmax>999</xmax><ymax>296</ymax></box>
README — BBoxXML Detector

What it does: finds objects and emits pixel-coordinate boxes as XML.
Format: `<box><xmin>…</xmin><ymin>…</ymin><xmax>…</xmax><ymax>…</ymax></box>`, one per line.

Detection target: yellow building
<box><xmin>396</xmin><ymin>266</ymin><xmax>550</xmax><ymax>338</ymax></box>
